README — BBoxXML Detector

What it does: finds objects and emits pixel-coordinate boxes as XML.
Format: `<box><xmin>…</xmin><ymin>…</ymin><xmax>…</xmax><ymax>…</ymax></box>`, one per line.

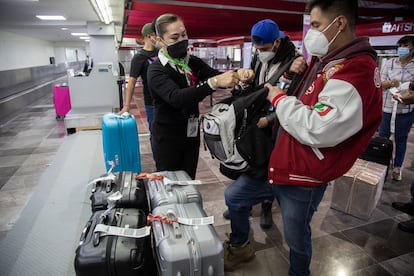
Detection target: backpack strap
<box><xmin>266</xmin><ymin>58</ymin><xmax>294</xmax><ymax>86</ymax></box>
<box><xmin>251</xmin><ymin>49</ymin><xmax>260</xmax><ymax>73</ymax></box>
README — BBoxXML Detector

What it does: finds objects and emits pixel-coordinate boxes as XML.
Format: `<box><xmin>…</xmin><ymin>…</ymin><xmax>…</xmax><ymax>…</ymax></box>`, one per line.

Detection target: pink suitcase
<box><xmin>53</xmin><ymin>84</ymin><xmax>71</xmax><ymax>119</ymax></box>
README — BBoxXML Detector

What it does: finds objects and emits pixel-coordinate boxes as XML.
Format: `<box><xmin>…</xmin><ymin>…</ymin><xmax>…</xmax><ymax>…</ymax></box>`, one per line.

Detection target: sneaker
<box><xmin>392</xmin><ymin>167</ymin><xmax>402</xmax><ymax>181</ymax></box>
<box><xmin>260</xmin><ymin>202</ymin><xmax>273</xmax><ymax>229</ymax></box>
<box><xmin>223</xmin><ymin>240</ymin><xmax>255</xmax><ymax>271</ymax></box>
<box><xmin>398</xmin><ymin>219</ymin><xmax>414</xmax><ymax>233</ymax></box>
<box><xmin>392</xmin><ymin>201</ymin><xmax>414</xmax><ymax>216</ymax></box>
<box><xmin>223</xmin><ymin>209</ymin><xmax>230</xmax><ymax>220</ymax></box>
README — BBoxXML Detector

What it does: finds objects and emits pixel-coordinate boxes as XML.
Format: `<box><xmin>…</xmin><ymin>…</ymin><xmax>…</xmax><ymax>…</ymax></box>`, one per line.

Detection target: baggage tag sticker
<box><xmin>187</xmin><ymin>117</ymin><xmax>199</xmax><ymax>137</ymax></box>
<box><xmin>88</xmin><ymin>173</ymin><xmax>116</xmax><ymax>187</ymax></box>
<box><xmin>94</xmin><ymin>224</ymin><xmax>151</xmax><ymax>238</ymax></box>
<box><xmin>177</xmin><ymin>216</ymin><xmax>214</xmax><ymax>226</ymax></box>
<box><xmin>163</xmin><ymin>177</ymin><xmax>202</xmax><ymax>186</ymax></box>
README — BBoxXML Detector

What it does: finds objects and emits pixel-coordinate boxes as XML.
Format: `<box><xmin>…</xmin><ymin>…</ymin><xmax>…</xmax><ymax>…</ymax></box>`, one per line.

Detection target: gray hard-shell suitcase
<box><xmin>152</xmin><ymin>202</ymin><xmax>224</xmax><ymax>276</ymax></box>
<box><xmin>146</xmin><ymin>170</ymin><xmax>202</xmax><ymax>209</ymax></box>
<box><xmin>90</xmin><ymin>171</ymin><xmax>149</xmax><ymax>213</ymax></box>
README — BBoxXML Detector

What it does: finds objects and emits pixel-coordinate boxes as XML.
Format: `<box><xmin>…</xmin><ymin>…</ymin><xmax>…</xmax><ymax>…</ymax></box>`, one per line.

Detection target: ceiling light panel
<box><xmin>36</xmin><ymin>15</ymin><xmax>66</xmax><ymax>20</ymax></box>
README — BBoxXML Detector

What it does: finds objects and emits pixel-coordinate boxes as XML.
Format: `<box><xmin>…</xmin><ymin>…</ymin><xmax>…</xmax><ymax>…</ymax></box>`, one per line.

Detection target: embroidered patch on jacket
<box><xmin>313</xmin><ymin>103</ymin><xmax>332</xmax><ymax>116</ymax></box>
<box><xmin>323</xmin><ymin>64</ymin><xmax>344</xmax><ymax>82</ymax></box>
<box><xmin>305</xmin><ymin>83</ymin><xmax>315</xmax><ymax>95</ymax></box>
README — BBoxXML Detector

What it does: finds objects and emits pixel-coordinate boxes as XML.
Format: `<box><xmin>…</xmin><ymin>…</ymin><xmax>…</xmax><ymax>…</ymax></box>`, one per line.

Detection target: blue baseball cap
<box><xmin>251</xmin><ymin>19</ymin><xmax>280</xmax><ymax>45</ymax></box>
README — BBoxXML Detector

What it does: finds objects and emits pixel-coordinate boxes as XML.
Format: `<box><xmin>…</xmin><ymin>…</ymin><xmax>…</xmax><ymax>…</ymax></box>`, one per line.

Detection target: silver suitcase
<box><xmin>146</xmin><ymin>170</ymin><xmax>203</xmax><ymax>208</ymax></box>
<box><xmin>152</xmin><ymin>202</ymin><xmax>224</xmax><ymax>276</ymax></box>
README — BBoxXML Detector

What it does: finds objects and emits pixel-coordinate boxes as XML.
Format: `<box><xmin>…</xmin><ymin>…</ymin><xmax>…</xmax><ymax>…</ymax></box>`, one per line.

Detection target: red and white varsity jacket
<box><xmin>268</xmin><ymin>37</ymin><xmax>383</xmax><ymax>186</ymax></box>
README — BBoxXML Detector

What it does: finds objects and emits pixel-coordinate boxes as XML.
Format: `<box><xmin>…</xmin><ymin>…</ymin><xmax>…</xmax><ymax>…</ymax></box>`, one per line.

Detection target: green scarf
<box><xmin>161</xmin><ymin>49</ymin><xmax>195</xmax><ymax>86</ymax></box>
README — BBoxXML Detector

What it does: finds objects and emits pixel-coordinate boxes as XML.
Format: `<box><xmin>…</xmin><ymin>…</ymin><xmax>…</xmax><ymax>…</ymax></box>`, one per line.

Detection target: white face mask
<box><xmin>258</xmin><ymin>51</ymin><xmax>276</xmax><ymax>63</ymax></box>
<box><xmin>304</xmin><ymin>17</ymin><xmax>341</xmax><ymax>57</ymax></box>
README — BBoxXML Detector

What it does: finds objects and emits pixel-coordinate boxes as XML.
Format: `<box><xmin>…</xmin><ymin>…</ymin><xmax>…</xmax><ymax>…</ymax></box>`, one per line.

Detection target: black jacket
<box><xmin>147</xmin><ymin>55</ymin><xmax>219</xmax><ymax>138</ymax></box>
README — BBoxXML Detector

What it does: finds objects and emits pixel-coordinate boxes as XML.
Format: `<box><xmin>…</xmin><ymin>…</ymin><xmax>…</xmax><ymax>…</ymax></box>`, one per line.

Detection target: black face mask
<box><xmin>167</xmin><ymin>39</ymin><xmax>188</xmax><ymax>59</ymax></box>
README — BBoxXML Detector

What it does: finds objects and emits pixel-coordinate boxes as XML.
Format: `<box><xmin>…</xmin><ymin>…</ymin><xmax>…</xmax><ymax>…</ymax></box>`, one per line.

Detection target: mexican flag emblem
<box><xmin>313</xmin><ymin>103</ymin><xmax>332</xmax><ymax>116</ymax></box>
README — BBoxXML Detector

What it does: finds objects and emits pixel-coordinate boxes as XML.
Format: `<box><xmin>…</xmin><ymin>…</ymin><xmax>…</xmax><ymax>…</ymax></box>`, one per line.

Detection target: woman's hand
<box><xmin>400</xmin><ymin>90</ymin><xmax>414</xmax><ymax>105</ymax></box>
<box><xmin>390</xmin><ymin>79</ymin><xmax>400</xmax><ymax>88</ymax></box>
<box><xmin>383</xmin><ymin>79</ymin><xmax>400</xmax><ymax>89</ymax></box>
<box><xmin>214</xmin><ymin>71</ymin><xmax>240</xmax><ymax>88</ymax></box>
<box><xmin>237</xmin><ymin>68</ymin><xmax>254</xmax><ymax>82</ymax></box>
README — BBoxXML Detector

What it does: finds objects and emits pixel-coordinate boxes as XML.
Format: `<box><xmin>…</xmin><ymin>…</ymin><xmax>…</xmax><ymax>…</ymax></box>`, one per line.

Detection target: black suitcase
<box><xmin>90</xmin><ymin>171</ymin><xmax>149</xmax><ymax>213</ymax></box>
<box><xmin>74</xmin><ymin>208</ymin><xmax>155</xmax><ymax>276</ymax></box>
<box><xmin>360</xmin><ymin>136</ymin><xmax>393</xmax><ymax>176</ymax></box>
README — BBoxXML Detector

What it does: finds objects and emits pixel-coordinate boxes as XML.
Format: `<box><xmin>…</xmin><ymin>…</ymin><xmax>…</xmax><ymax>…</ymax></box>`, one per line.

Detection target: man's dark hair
<box><xmin>397</xmin><ymin>35</ymin><xmax>414</xmax><ymax>47</ymax></box>
<box><xmin>306</xmin><ymin>0</ymin><xmax>358</xmax><ymax>29</ymax></box>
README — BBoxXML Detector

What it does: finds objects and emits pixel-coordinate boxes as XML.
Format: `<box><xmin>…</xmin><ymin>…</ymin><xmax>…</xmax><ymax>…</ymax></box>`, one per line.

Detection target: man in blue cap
<box><xmin>223</xmin><ymin>19</ymin><xmax>306</xmax><ymax>271</ymax></box>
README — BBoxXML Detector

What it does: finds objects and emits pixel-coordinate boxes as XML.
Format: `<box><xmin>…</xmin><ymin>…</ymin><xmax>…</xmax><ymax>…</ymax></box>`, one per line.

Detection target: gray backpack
<box><xmin>201</xmin><ymin>87</ymin><xmax>269</xmax><ymax>179</ymax></box>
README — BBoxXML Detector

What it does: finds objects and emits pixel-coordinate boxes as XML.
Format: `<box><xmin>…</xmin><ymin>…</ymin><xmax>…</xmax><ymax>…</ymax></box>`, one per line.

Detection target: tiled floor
<box><xmin>0</xmin><ymin>84</ymin><xmax>414</xmax><ymax>275</ymax></box>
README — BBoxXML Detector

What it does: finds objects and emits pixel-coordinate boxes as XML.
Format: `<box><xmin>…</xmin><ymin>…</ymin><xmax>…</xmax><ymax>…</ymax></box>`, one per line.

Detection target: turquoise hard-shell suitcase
<box><xmin>102</xmin><ymin>113</ymin><xmax>141</xmax><ymax>173</ymax></box>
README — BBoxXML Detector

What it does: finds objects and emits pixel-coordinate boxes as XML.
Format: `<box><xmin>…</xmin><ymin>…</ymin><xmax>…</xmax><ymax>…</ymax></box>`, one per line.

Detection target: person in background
<box><xmin>264</xmin><ymin>0</ymin><xmax>382</xmax><ymax>275</ymax></box>
<box><xmin>147</xmin><ymin>13</ymin><xmax>252</xmax><ymax>179</ymax></box>
<box><xmin>391</xmin><ymin>80</ymin><xmax>414</xmax><ymax>233</ymax></box>
<box><xmin>119</xmin><ymin>22</ymin><xmax>158</xmax><ymax>132</ymax></box>
<box><xmin>378</xmin><ymin>35</ymin><xmax>414</xmax><ymax>181</ymax></box>
<box><xmin>223</xmin><ymin>19</ymin><xmax>307</xmax><ymax>272</ymax></box>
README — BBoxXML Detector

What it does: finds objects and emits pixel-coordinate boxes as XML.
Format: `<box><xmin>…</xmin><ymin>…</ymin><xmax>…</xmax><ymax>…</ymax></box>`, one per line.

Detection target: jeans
<box><xmin>224</xmin><ymin>174</ymin><xmax>273</xmax><ymax>246</ymax></box>
<box><xmin>379</xmin><ymin>111</ymin><xmax>414</xmax><ymax>167</ymax></box>
<box><xmin>272</xmin><ymin>184</ymin><xmax>327</xmax><ymax>276</ymax></box>
<box><xmin>144</xmin><ymin>105</ymin><xmax>154</xmax><ymax>132</ymax></box>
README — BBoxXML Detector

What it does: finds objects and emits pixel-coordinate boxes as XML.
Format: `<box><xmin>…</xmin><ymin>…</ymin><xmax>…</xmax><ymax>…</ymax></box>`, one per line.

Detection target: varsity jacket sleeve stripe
<box><xmin>275</xmin><ymin>79</ymin><xmax>363</xmax><ymax>148</ymax></box>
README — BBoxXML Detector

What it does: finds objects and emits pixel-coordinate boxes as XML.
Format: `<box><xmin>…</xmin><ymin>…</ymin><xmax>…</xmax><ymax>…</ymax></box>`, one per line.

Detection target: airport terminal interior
<box><xmin>0</xmin><ymin>85</ymin><xmax>413</xmax><ymax>275</ymax></box>
<box><xmin>1</xmin><ymin>0</ymin><xmax>414</xmax><ymax>275</ymax></box>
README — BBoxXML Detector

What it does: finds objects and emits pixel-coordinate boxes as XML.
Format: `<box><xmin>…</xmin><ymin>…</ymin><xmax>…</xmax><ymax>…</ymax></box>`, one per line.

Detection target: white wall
<box><xmin>0</xmin><ymin>31</ymin><xmax>90</xmax><ymax>71</ymax></box>
<box><xmin>89</xmin><ymin>35</ymin><xmax>118</xmax><ymax>65</ymax></box>
<box><xmin>53</xmin><ymin>42</ymin><xmax>89</xmax><ymax>64</ymax></box>
<box><xmin>0</xmin><ymin>30</ymin><xmax>55</xmax><ymax>71</ymax></box>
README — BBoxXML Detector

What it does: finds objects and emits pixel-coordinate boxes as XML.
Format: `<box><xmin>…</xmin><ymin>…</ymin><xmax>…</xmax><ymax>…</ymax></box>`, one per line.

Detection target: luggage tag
<box><xmin>187</xmin><ymin>116</ymin><xmax>199</xmax><ymax>137</ymax></box>
<box><xmin>163</xmin><ymin>177</ymin><xmax>202</xmax><ymax>186</ymax></box>
<box><xmin>166</xmin><ymin>209</ymin><xmax>214</xmax><ymax>228</ymax></box>
<box><xmin>94</xmin><ymin>224</ymin><xmax>151</xmax><ymax>239</ymax></box>
<box><xmin>177</xmin><ymin>216</ymin><xmax>214</xmax><ymax>226</ymax></box>
<box><xmin>162</xmin><ymin>177</ymin><xmax>202</xmax><ymax>192</ymax></box>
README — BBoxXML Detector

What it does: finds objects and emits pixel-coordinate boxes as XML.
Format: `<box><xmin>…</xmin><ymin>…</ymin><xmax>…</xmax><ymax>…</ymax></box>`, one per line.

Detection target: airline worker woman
<box><xmin>147</xmin><ymin>13</ymin><xmax>252</xmax><ymax>179</ymax></box>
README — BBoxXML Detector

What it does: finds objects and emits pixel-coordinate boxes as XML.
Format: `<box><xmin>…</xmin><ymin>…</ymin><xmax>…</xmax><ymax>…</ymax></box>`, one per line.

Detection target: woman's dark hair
<box><xmin>397</xmin><ymin>35</ymin><xmax>414</xmax><ymax>47</ymax></box>
<box><xmin>306</xmin><ymin>0</ymin><xmax>358</xmax><ymax>29</ymax></box>
<box><xmin>155</xmin><ymin>13</ymin><xmax>182</xmax><ymax>38</ymax></box>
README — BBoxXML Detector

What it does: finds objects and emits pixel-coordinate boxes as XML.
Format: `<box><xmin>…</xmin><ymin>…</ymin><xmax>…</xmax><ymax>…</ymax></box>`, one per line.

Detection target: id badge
<box><xmin>187</xmin><ymin>117</ymin><xmax>199</xmax><ymax>137</ymax></box>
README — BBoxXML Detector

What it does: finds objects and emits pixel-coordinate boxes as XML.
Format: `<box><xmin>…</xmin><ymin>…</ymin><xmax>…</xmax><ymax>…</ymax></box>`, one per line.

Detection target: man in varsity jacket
<box><xmin>265</xmin><ymin>0</ymin><xmax>382</xmax><ymax>275</ymax></box>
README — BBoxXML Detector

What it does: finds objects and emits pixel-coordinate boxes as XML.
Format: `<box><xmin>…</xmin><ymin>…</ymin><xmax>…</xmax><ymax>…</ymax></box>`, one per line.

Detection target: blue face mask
<box><xmin>397</xmin><ymin>47</ymin><xmax>411</xmax><ymax>59</ymax></box>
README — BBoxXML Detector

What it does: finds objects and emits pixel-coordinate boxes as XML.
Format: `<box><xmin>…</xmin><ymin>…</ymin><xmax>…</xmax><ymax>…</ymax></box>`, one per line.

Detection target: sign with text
<box><xmin>356</xmin><ymin>20</ymin><xmax>414</xmax><ymax>36</ymax></box>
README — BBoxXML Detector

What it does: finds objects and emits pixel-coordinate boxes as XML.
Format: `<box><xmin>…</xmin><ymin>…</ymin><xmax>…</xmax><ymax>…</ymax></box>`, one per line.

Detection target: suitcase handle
<box><xmin>166</xmin><ymin>209</ymin><xmax>182</xmax><ymax>239</ymax></box>
<box><xmin>79</xmin><ymin>220</ymin><xmax>92</xmax><ymax>245</ymax></box>
<box><xmin>91</xmin><ymin>181</ymin><xmax>97</xmax><ymax>193</ymax></box>
<box><xmin>105</xmin><ymin>179</ymin><xmax>113</xmax><ymax>193</ymax></box>
<box><xmin>93</xmin><ymin>214</ymin><xmax>107</xmax><ymax>246</ymax></box>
